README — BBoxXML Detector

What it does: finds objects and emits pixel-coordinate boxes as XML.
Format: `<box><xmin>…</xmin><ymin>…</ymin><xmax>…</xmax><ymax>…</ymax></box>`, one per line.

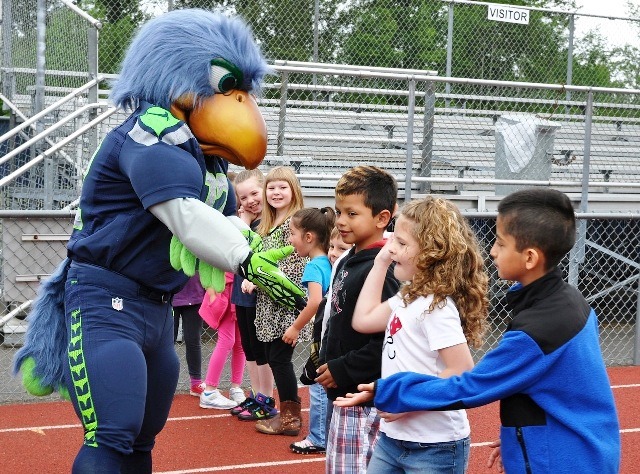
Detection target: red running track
<box><xmin>1</xmin><ymin>366</ymin><xmax>638</xmax><ymax>473</ymax></box>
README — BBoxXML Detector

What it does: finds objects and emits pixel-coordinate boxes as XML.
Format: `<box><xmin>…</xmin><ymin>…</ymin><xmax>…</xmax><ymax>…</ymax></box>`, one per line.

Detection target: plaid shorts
<box><xmin>325</xmin><ymin>404</ymin><xmax>380</xmax><ymax>474</ymax></box>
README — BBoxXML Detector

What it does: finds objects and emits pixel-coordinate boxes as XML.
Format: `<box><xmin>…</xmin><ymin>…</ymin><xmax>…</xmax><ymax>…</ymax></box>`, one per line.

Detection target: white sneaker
<box><xmin>229</xmin><ymin>387</ymin><xmax>246</xmax><ymax>405</ymax></box>
<box><xmin>199</xmin><ymin>389</ymin><xmax>237</xmax><ymax>409</ymax></box>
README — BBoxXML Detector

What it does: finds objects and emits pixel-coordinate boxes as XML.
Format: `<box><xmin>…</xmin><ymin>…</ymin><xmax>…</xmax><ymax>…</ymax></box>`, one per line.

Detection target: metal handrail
<box><xmin>60</xmin><ymin>0</ymin><xmax>102</xmax><ymax>29</ymax></box>
<box><xmin>0</xmin><ymin>77</ymin><xmax>103</xmax><ymax>145</ymax></box>
<box><xmin>0</xmin><ymin>103</ymin><xmax>106</xmax><ymax>166</ymax></box>
<box><xmin>0</xmin><ymin>106</ymin><xmax>117</xmax><ymax>189</ymax></box>
<box><xmin>0</xmin><ymin>93</ymin><xmax>74</xmax><ymax>164</ymax></box>
<box><xmin>274</xmin><ymin>65</ymin><xmax>640</xmax><ymax>95</ymax></box>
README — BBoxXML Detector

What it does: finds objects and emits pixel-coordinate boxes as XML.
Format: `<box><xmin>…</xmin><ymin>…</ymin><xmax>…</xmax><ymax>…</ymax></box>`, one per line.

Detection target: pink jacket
<box><xmin>198</xmin><ymin>272</ymin><xmax>235</xmax><ymax>329</ymax></box>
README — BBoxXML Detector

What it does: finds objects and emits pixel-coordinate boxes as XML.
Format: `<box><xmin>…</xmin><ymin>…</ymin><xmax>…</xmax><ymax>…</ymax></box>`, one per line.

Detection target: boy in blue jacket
<box><xmin>336</xmin><ymin>187</ymin><xmax>620</xmax><ymax>474</ymax></box>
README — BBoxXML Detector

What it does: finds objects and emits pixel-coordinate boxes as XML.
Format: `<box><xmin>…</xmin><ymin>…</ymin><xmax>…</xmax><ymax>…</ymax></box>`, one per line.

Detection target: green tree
<box><xmin>77</xmin><ymin>0</ymin><xmax>147</xmax><ymax>74</ymax></box>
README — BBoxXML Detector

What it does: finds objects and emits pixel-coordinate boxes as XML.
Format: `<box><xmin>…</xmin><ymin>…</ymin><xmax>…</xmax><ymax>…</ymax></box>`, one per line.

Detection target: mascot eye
<box><xmin>210</xmin><ymin>58</ymin><xmax>244</xmax><ymax>94</ymax></box>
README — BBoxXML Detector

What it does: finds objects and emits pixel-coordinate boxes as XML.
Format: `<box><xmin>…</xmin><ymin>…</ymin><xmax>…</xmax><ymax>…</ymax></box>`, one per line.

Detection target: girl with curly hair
<box><xmin>335</xmin><ymin>196</ymin><xmax>489</xmax><ymax>474</ymax></box>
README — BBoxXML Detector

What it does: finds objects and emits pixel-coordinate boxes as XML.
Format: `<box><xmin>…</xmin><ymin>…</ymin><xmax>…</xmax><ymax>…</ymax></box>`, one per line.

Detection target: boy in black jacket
<box><xmin>316</xmin><ymin>166</ymin><xmax>400</xmax><ymax>474</ymax></box>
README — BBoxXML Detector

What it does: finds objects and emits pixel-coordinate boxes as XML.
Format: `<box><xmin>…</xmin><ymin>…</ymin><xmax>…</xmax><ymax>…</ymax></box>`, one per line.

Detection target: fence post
<box><xmin>569</xmin><ymin>92</ymin><xmax>593</xmax><ymax>287</ymax></box>
<box><xmin>565</xmin><ymin>14</ymin><xmax>575</xmax><ymax>113</ymax></box>
<box><xmin>634</xmin><ymin>280</ymin><xmax>640</xmax><ymax>365</ymax></box>
<box><xmin>87</xmin><ymin>26</ymin><xmax>99</xmax><ymax>156</ymax></box>
<box><xmin>445</xmin><ymin>3</ymin><xmax>454</xmax><ymax>108</ymax></box>
<box><xmin>37</xmin><ymin>0</ymin><xmax>55</xmax><ymax>209</ymax></box>
<box><xmin>420</xmin><ymin>81</ymin><xmax>435</xmax><ymax>195</ymax></box>
<box><xmin>312</xmin><ymin>0</ymin><xmax>319</xmax><ymax>98</ymax></box>
<box><xmin>277</xmin><ymin>72</ymin><xmax>288</xmax><ymax>157</ymax></box>
<box><xmin>405</xmin><ymin>79</ymin><xmax>416</xmax><ymax>202</ymax></box>
<box><xmin>1</xmin><ymin>0</ymin><xmax>13</xmax><ymax>101</ymax></box>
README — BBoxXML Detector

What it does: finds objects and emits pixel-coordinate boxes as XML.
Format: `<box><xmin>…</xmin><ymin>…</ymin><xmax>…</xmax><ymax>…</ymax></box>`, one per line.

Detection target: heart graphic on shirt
<box><xmin>389</xmin><ymin>314</ymin><xmax>402</xmax><ymax>336</ymax></box>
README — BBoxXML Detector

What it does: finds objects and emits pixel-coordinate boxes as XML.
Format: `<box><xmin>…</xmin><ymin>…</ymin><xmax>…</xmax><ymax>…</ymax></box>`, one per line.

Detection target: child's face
<box><xmin>387</xmin><ymin>215</ymin><xmax>420</xmax><ymax>282</ymax></box>
<box><xmin>235</xmin><ymin>177</ymin><xmax>263</xmax><ymax>217</ymax></box>
<box><xmin>288</xmin><ymin>221</ymin><xmax>311</xmax><ymax>258</ymax></box>
<box><xmin>266</xmin><ymin>180</ymin><xmax>293</xmax><ymax>212</ymax></box>
<box><xmin>490</xmin><ymin>215</ymin><xmax>528</xmax><ymax>283</ymax></box>
<box><xmin>335</xmin><ymin>193</ymin><xmax>388</xmax><ymax>251</ymax></box>
<box><xmin>328</xmin><ymin>235</ymin><xmax>352</xmax><ymax>265</ymax></box>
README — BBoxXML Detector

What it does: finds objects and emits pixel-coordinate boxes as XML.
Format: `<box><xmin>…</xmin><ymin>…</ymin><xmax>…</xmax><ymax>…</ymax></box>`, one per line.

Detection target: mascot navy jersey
<box><xmin>68</xmin><ymin>101</ymin><xmax>226</xmax><ymax>293</ymax></box>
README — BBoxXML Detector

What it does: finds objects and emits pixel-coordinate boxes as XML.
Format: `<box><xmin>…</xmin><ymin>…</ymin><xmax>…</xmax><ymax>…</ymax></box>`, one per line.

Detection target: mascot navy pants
<box><xmin>64</xmin><ymin>261</ymin><xmax>179</xmax><ymax>471</ymax></box>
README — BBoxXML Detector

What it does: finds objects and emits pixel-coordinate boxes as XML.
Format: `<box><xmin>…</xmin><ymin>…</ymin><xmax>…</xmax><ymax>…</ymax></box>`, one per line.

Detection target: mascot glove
<box><xmin>242</xmin><ymin>228</ymin><xmax>263</xmax><ymax>252</ymax></box>
<box><xmin>239</xmin><ymin>246</ymin><xmax>306</xmax><ymax>311</ymax></box>
<box><xmin>170</xmin><ymin>236</ymin><xmax>225</xmax><ymax>292</ymax></box>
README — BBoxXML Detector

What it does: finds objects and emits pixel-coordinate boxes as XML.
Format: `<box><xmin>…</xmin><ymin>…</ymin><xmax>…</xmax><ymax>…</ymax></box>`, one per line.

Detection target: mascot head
<box><xmin>110</xmin><ymin>9</ymin><xmax>271</xmax><ymax>169</ymax></box>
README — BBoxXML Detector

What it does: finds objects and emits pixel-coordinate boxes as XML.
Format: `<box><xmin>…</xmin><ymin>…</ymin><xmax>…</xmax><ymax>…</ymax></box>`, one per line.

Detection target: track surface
<box><xmin>1</xmin><ymin>366</ymin><xmax>638</xmax><ymax>473</ymax></box>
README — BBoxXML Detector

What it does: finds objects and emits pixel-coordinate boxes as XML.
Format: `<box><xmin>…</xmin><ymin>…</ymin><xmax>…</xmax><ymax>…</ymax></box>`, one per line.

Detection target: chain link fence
<box><xmin>1</xmin><ymin>1</ymin><xmax>639</xmax><ymax>403</ymax></box>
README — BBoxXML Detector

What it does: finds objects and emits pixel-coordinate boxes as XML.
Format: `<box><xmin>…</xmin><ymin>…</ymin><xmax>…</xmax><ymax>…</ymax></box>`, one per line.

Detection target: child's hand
<box><xmin>375</xmin><ymin>236</ymin><xmax>395</xmax><ymax>268</ymax></box>
<box><xmin>282</xmin><ymin>325</ymin><xmax>300</xmax><ymax>346</ymax></box>
<box><xmin>487</xmin><ymin>440</ymin><xmax>503</xmax><ymax>472</ymax></box>
<box><xmin>334</xmin><ymin>390</ymin><xmax>374</xmax><ymax>407</ymax></box>
<box><xmin>205</xmin><ymin>288</ymin><xmax>219</xmax><ymax>303</ymax></box>
<box><xmin>237</xmin><ymin>206</ymin><xmax>257</xmax><ymax>225</ymax></box>
<box><xmin>315</xmin><ymin>363</ymin><xmax>337</xmax><ymax>388</ymax></box>
<box><xmin>241</xmin><ymin>279</ymin><xmax>256</xmax><ymax>294</ymax></box>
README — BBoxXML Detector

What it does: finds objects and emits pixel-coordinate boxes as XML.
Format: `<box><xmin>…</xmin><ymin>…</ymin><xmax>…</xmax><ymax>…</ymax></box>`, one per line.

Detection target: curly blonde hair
<box><xmin>399</xmin><ymin>197</ymin><xmax>488</xmax><ymax>348</ymax></box>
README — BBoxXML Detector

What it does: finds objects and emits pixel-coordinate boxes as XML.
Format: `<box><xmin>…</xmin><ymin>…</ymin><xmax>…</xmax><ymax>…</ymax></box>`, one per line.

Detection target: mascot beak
<box><xmin>173</xmin><ymin>91</ymin><xmax>267</xmax><ymax>169</ymax></box>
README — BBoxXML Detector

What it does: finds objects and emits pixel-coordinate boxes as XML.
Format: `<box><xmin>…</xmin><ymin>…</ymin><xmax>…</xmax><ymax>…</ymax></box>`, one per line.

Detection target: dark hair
<box><xmin>335</xmin><ymin>166</ymin><xmax>397</xmax><ymax>216</ymax></box>
<box><xmin>291</xmin><ymin>207</ymin><xmax>336</xmax><ymax>253</ymax></box>
<box><xmin>497</xmin><ymin>187</ymin><xmax>576</xmax><ymax>270</ymax></box>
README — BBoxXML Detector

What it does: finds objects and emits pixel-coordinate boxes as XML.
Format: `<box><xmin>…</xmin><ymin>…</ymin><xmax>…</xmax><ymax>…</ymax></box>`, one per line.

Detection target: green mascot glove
<box><xmin>241</xmin><ymin>228</ymin><xmax>263</xmax><ymax>252</ymax></box>
<box><xmin>239</xmin><ymin>246</ymin><xmax>307</xmax><ymax>311</ymax></box>
<box><xmin>198</xmin><ymin>261</ymin><xmax>226</xmax><ymax>292</ymax></box>
<box><xmin>170</xmin><ymin>236</ymin><xmax>197</xmax><ymax>276</ymax></box>
<box><xmin>169</xmin><ymin>236</ymin><xmax>225</xmax><ymax>292</ymax></box>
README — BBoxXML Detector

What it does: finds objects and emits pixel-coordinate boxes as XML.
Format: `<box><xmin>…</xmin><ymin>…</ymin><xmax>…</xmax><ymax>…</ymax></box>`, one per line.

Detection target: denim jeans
<box><xmin>306</xmin><ymin>383</ymin><xmax>331</xmax><ymax>447</ymax></box>
<box><xmin>366</xmin><ymin>431</ymin><xmax>470</xmax><ymax>474</ymax></box>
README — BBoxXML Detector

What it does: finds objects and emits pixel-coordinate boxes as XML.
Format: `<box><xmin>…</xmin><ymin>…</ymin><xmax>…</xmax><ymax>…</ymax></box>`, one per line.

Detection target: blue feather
<box><xmin>109</xmin><ymin>9</ymin><xmax>272</xmax><ymax>110</ymax></box>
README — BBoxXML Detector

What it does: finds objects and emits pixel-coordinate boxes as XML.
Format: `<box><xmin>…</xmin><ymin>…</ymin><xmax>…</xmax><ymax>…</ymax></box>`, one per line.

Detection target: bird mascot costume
<box><xmin>13</xmin><ymin>9</ymin><xmax>305</xmax><ymax>473</ymax></box>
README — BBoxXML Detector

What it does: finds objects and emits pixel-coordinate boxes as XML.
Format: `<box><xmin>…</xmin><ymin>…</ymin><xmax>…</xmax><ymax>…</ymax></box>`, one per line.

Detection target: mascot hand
<box><xmin>19</xmin><ymin>357</ymin><xmax>70</xmax><ymax>400</ymax></box>
<box><xmin>198</xmin><ymin>261</ymin><xmax>226</xmax><ymax>293</ymax></box>
<box><xmin>170</xmin><ymin>236</ymin><xmax>197</xmax><ymax>276</ymax></box>
<box><xmin>239</xmin><ymin>247</ymin><xmax>307</xmax><ymax>311</ymax></box>
<box><xmin>170</xmin><ymin>236</ymin><xmax>225</xmax><ymax>292</ymax></box>
<box><xmin>242</xmin><ymin>229</ymin><xmax>263</xmax><ymax>252</ymax></box>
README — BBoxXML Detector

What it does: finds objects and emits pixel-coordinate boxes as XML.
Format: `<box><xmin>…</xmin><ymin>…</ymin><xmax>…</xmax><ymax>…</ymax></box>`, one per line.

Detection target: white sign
<box><xmin>487</xmin><ymin>5</ymin><xmax>530</xmax><ymax>25</ymax></box>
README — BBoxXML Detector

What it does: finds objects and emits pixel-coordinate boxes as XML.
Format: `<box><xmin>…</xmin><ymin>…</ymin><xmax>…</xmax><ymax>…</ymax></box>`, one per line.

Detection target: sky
<box><xmin>574</xmin><ymin>0</ymin><xmax>640</xmax><ymax>48</ymax></box>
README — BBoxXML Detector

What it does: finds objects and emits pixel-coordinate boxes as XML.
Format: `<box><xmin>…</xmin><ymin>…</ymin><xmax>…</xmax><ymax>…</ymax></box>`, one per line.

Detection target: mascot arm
<box><xmin>150</xmin><ymin>198</ymin><xmax>305</xmax><ymax>309</ymax></box>
<box><xmin>150</xmin><ymin>197</ymin><xmax>249</xmax><ymax>272</ymax></box>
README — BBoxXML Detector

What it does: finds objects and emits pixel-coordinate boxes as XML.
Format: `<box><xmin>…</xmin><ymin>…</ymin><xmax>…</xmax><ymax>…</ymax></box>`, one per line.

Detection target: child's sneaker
<box><xmin>237</xmin><ymin>392</ymin><xmax>278</xmax><ymax>421</ymax></box>
<box><xmin>199</xmin><ymin>389</ymin><xmax>237</xmax><ymax>409</ymax></box>
<box><xmin>189</xmin><ymin>382</ymin><xmax>206</xmax><ymax>397</ymax></box>
<box><xmin>290</xmin><ymin>438</ymin><xmax>326</xmax><ymax>455</ymax></box>
<box><xmin>229</xmin><ymin>387</ymin><xmax>246</xmax><ymax>405</ymax></box>
<box><xmin>230</xmin><ymin>396</ymin><xmax>259</xmax><ymax>416</ymax></box>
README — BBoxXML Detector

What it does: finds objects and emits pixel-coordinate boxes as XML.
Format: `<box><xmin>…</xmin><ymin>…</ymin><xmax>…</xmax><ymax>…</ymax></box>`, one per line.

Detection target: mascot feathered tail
<box><xmin>12</xmin><ymin>9</ymin><xmax>305</xmax><ymax>398</ymax></box>
<box><xmin>13</xmin><ymin>258</ymin><xmax>71</xmax><ymax>398</ymax></box>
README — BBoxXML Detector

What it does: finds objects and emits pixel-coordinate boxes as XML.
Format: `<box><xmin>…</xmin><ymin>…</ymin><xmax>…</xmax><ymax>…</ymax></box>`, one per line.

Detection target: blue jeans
<box><xmin>366</xmin><ymin>432</ymin><xmax>470</xmax><ymax>474</ymax></box>
<box><xmin>306</xmin><ymin>383</ymin><xmax>331</xmax><ymax>447</ymax></box>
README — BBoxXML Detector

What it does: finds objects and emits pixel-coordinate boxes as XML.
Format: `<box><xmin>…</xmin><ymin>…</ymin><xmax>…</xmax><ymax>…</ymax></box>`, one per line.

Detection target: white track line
<box><xmin>2</xmin><ymin>384</ymin><xmax>640</xmax><ymax>437</ymax></box>
<box><xmin>611</xmin><ymin>383</ymin><xmax>640</xmax><ymax>389</ymax></box>
<box><xmin>156</xmin><ymin>457</ymin><xmax>325</xmax><ymax>474</ymax></box>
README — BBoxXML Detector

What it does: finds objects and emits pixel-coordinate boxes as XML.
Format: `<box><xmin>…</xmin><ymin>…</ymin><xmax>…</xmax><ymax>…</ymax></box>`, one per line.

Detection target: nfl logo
<box><xmin>112</xmin><ymin>297</ymin><xmax>124</xmax><ymax>311</ymax></box>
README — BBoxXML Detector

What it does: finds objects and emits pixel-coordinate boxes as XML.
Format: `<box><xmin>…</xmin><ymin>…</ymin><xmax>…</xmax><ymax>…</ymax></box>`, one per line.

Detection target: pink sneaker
<box><xmin>190</xmin><ymin>382</ymin><xmax>206</xmax><ymax>397</ymax></box>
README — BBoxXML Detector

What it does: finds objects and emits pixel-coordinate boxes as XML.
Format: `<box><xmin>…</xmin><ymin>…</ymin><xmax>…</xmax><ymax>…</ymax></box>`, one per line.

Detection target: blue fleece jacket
<box><xmin>374</xmin><ymin>269</ymin><xmax>620</xmax><ymax>474</ymax></box>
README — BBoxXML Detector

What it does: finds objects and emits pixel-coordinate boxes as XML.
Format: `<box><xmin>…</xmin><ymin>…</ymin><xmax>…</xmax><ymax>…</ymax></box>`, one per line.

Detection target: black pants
<box><xmin>265</xmin><ymin>337</ymin><xmax>298</xmax><ymax>403</ymax></box>
<box><xmin>236</xmin><ymin>305</ymin><xmax>268</xmax><ymax>365</ymax></box>
<box><xmin>173</xmin><ymin>304</ymin><xmax>202</xmax><ymax>379</ymax></box>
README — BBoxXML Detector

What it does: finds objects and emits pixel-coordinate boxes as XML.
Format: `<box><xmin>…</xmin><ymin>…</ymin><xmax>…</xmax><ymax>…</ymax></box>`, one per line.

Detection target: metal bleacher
<box><xmin>255</xmin><ymin>96</ymin><xmax>640</xmax><ymax>204</ymax></box>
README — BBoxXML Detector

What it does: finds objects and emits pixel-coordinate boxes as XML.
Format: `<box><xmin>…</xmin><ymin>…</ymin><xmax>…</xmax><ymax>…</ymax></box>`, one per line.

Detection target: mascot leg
<box><xmin>12</xmin><ymin>258</ymin><xmax>71</xmax><ymax>397</ymax></box>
